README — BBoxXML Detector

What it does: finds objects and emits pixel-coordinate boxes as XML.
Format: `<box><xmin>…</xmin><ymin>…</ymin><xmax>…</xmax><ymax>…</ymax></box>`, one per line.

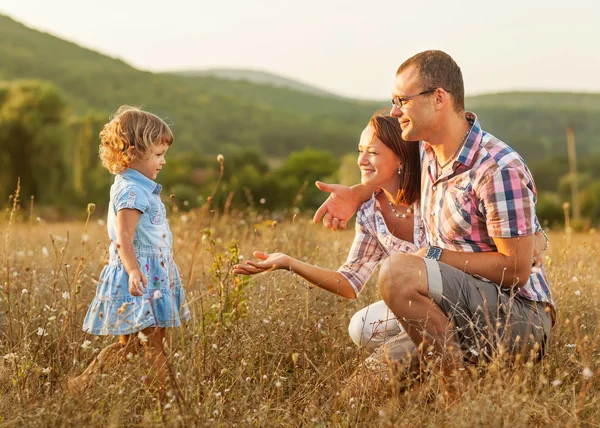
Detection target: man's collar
<box><xmin>455</xmin><ymin>112</ymin><xmax>482</xmax><ymax>168</ymax></box>
<box><xmin>120</xmin><ymin>168</ymin><xmax>162</xmax><ymax>194</ymax></box>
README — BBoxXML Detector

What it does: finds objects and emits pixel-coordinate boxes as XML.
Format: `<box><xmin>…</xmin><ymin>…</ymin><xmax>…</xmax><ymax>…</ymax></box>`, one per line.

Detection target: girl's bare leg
<box><xmin>68</xmin><ymin>334</ymin><xmax>141</xmax><ymax>393</ymax></box>
<box><xmin>141</xmin><ymin>327</ymin><xmax>167</xmax><ymax>391</ymax></box>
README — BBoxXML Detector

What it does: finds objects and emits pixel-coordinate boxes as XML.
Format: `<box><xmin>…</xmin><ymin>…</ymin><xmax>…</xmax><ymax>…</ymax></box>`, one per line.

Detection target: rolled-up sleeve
<box><xmin>337</xmin><ymin>216</ymin><xmax>384</xmax><ymax>297</ymax></box>
<box><xmin>480</xmin><ymin>167</ymin><xmax>537</xmax><ymax>238</ymax></box>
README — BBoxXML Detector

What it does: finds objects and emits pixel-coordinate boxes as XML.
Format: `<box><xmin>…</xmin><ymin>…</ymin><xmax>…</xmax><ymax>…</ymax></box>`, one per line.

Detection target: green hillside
<box><xmin>0</xmin><ymin>14</ymin><xmax>373</xmax><ymax>156</ymax></box>
<box><xmin>1</xmin><ymin>12</ymin><xmax>600</xmax><ymax>162</ymax></box>
<box><xmin>468</xmin><ymin>91</ymin><xmax>600</xmax><ymax>111</ymax></box>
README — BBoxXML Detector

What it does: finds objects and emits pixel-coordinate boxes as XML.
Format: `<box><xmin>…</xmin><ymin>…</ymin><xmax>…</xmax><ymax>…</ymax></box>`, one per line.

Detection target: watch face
<box><xmin>427</xmin><ymin>246</ymin><xmax>442</xmax><ymax>261</ymax></box>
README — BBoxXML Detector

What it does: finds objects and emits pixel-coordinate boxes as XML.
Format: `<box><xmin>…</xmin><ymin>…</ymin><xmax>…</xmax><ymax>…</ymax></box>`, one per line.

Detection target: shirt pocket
<box><xmin>149</xmin><ymin>197</ymin><xmax>166</xmax><ymax>225</ymax></box>
<box><xmin>440</xmin><ymin>184</ymin><xmax>473</xmax><ymax>241</ymax></box>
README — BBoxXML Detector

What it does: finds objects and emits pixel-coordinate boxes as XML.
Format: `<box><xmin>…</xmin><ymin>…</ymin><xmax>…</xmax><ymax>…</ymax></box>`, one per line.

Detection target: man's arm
<box><xmin>312</xmin><ymin>181</ymin><xmax>374</xmax><ymax>230</ymax></box>
<box><xmin>419</xmin><ymin>234</ymin><xmax>534</xmax><ymax>288</ymax></box>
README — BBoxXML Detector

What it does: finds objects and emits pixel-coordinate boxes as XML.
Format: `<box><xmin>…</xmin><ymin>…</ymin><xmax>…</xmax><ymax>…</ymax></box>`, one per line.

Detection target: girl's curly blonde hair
<box><xmin>99</xmin><ymin>105</ymin><xmax>173</xmax><ymax>174</ymax></box>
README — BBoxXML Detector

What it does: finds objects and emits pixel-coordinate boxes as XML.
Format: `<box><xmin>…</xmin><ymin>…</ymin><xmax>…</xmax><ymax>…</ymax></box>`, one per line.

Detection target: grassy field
<box><xmin>0</xmin><ymin>203</ymin><xmax>599</xmax><ymax>427</ymax></box>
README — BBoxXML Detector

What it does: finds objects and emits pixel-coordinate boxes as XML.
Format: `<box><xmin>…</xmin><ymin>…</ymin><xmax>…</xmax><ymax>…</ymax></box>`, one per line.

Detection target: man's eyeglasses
<box><xmin>390</xmin><ymin>89</ymin><xmax>438</xmax><ymax>109</ymax></box>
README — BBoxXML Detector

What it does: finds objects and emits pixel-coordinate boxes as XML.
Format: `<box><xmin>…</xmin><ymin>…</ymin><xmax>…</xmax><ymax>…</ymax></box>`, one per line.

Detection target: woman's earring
<box><xmin>397</xmin><ymin>167</ymin><xmax>402</xmax><ymax>175</ymax></box>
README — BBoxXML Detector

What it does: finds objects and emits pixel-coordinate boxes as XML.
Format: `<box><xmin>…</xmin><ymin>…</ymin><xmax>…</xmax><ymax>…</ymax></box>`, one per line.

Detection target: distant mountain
<box><xmin>174</xmin><ymin>68</ymin><xmax>338</xmax><ymax>98</ymax></box>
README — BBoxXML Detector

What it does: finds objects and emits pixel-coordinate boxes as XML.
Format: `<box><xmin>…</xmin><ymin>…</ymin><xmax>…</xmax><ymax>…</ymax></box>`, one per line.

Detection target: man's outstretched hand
<box><xmin>312</xmin><ymin>181</ymin><xmax>363</xmax><ymax>231</ymax></box>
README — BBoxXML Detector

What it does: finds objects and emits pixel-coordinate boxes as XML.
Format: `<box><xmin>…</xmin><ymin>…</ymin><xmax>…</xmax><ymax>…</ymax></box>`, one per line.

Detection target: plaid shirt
<box><xmin>420</xmin><ymin>112</ymin><xmax>553</xmax><ymax>306</ymax></box>
<box><xmin>338</xmin><ymin>191</ymin><xmax>425</xmax><ymax>297</ymax></box>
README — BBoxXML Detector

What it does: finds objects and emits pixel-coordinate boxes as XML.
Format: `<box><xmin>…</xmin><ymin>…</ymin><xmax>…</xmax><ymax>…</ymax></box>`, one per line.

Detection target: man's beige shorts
<box><xmin>423</xmin><ymin>258</ymin><xmax>553</xmax><ymax>362</ymax></box>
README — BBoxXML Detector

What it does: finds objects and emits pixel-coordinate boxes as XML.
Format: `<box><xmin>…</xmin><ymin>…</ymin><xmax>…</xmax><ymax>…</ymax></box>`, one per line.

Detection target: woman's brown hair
<box><xmin>369</xmin><ymin>108</ymin><xmax>420</xmax><ymax>205</ymax></box>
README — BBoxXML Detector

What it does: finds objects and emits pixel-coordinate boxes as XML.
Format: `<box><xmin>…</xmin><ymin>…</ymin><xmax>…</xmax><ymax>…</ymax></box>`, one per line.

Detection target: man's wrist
<box><xmin>350</xmin><ymin>183</ymin><xmax>375</xmax><ymax>205</ymax></box>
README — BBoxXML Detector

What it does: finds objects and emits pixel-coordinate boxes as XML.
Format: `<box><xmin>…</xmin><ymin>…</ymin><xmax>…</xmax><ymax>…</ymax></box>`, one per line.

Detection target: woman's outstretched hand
<box><xmin>233</xmin><ymin>251</ymin><xmax>290</xmax><ymax>275</ymax></box>
<box><xmin>312</xmin><ymin>181</ymin><xmax>363</xmax><ymax>231</ymax></box>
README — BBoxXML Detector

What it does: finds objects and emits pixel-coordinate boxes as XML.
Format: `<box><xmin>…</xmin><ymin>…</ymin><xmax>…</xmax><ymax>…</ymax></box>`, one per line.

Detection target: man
<box><xmin>314</xmin><ymin>50</ymin><xmax>553</xmax><ymax>369</ymax></box>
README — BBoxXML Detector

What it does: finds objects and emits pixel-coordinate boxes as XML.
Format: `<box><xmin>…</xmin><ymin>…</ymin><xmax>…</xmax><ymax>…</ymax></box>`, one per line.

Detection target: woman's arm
<box><xmin>233</xmin><ymin>251</ymin><xmax>357</xmax><ymax>299</ymax></box>
<box><xmin>115</xmin><ymin>208</ymin><xmax>147</xmax><ymax>296</ymax></box>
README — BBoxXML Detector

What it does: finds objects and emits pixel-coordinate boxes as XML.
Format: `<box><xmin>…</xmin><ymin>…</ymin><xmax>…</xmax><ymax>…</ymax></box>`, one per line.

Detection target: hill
<box><xmin>1</xmin><ymin>13</ymin><xmax>600</xmax><ymax>161</ymax></box>
<box><xmin>467</xmin><ymin>91</ymin><xmax>600</xmax><ymax>111</ymax></box>
<box><xmin>0</xmin><ymin>14</ymin><xmax>373</xmax><ymax>156</ymax></box>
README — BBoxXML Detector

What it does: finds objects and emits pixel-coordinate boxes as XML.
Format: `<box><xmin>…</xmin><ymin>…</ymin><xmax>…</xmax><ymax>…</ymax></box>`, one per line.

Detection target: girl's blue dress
<box><xmin>82</xmin><ymin>168</ymin><xmax>190</xmax><ymax>335</ymax></box>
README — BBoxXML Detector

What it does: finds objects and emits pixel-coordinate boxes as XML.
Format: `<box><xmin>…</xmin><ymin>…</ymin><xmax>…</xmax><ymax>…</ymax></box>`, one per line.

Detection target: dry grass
<box><xmin>0</xmin><ymin>203</ymin><xmax>599</xmax><ymax>427</ymax></box>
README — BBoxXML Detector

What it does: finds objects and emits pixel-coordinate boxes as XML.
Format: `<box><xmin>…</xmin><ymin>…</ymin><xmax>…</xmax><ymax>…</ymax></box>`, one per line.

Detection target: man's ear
<box><xmin>434</xmin><ymin>88</ymin><xmax>448</xmax><ymax>111</ymax></box>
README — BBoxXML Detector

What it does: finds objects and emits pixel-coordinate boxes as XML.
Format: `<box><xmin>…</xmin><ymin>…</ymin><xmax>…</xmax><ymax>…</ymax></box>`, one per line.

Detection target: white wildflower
<box><xmin>552</xmin><ymin>379</ymin><xmax>563</xmax><ymax>387</ymax></box>
<box><xmin>212</xmin><ymin>343</ymin><xmax>218</xmax><ymax>350</ymax></box>
<box><xmin>81</xmin><ymin>340</ymin><xmax>92</xmax><ymax>350</ymax></box>
<box><xmin>37</xmin><ymin>327</ymin><xmax>47</xmax><ymax>336</ymax></box>
<box><xmin>48</xmin><ymin>316</ymin><xmax>56</xmax><ymax>322</ymax></box>
<box><xmin>21</xmin><ymin>288</ymin><xmax>29</xmax><ymax>295</ymax></box>
<box><xmin>42</xmin><ymin>367</ymin><xmax>51</xmax><ymax>375</ymax></box>
<box><xmin>572</xmin><ymin>276</ymin><xmax>578</xmax><ymax>282</ymax></box>
<box><xmin>41</xmin><ymin>247</ymin><xmax>49</xmax><ymax>257</ymax></box>
<box><xmin>180</xmin><ymin>215</ymin><xmax>188</xmax><ymax>223</ymax></box>
<box><xmin>138</xmin><ymin>331</ymin><xmax>148</xmax><ymax>343</ymax></box>
<box><xmin>583</xmin><ymin>367</ymin><xmax>593</xmax><ymax>379</ymax></box>
<box><xmin>259</xmin><ymin>198</ymin><xmax>266</xmax><ymax>205</ymax></box>
<box><xmin>62</xmin><ymin>291</ymin><xmax>70</xmax><ymax>300</ymax></box>
<box><xmin>81</xmin><ymin>234</ymin><xmax>90</xmax><ymax>243</ymax></box>
<box><xmin>275</xmin><ymin>380</ymin><xmax>282</xmax><ymax>388</ymax></box>
<box><xmin>565</xmin><ymin>344</ymin><xmax>576</xmax><ymax>348</ymax></box>
<box><xmin>575</xmin><ymin>290</ymin><xmax>581</xmax><ymax>296</ymax></box>
<box><xmin>3</xmin><ymin>353</ymin><xmax>18</xmax><ymax>361</ymax></box>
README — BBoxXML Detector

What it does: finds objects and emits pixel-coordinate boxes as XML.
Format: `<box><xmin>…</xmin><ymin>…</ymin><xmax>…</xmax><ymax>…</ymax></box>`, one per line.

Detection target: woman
<box><xmin>233</xmin><ymin>108</ymin><xmax>422</xmax><ymax>362</ymax></box>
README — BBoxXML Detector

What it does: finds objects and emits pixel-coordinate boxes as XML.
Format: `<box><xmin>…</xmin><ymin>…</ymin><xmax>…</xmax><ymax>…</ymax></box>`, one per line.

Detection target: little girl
<box><xmin>69</xmin><ymin>105</ymin><xmax>190</xmax><ymax>392</ymax></box>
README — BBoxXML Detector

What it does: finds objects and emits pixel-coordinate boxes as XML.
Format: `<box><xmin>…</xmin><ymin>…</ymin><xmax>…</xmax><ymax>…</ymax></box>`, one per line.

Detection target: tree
<box><xmin>0</xmin><ymin>80</ymin><xmax>69</xmax><ymax>205</ymax></box>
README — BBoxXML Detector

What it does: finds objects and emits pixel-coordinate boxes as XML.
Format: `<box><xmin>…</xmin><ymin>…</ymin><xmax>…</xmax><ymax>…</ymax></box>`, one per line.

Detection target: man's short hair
<box><xmin>397</xmin><ymin>50</ymin><xmax>465</xmax><ymax>112</ymax></box>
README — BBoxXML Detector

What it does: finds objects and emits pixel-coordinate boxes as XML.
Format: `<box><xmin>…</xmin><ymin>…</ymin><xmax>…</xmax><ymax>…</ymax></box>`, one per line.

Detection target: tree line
<box><xmin>1</xmin><ymin>79</ymin><xmax>599</xmax><ymax>228</ymax></box>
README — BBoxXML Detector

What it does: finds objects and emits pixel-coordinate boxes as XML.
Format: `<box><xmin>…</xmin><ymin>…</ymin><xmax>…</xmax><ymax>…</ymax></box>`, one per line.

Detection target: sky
<box><xmin>1</xmin><ymin>0</ymin><xmax>599</xmax><ymax>100</ymax></box>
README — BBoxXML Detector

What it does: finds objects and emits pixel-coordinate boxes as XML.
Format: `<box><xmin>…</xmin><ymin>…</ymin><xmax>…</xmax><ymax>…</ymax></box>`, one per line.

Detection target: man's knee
<box><xmin>378</xmin><ymin>253</ymin><xmax>423</xmax><ymax>304</ymax></box>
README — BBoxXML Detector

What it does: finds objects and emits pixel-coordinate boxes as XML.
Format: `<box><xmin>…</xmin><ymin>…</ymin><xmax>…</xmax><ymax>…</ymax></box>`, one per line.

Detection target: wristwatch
<box><xmin>425</xmin><ymin>246</ymin><xmax>443</xmax><ymax>261</ymax></box>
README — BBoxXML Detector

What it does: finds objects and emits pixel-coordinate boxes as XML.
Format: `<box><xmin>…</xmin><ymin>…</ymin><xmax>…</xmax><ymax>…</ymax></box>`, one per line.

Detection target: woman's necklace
<box><xmin>436</xmin><ymin>128</ymin><xmax>470</xmax><ymax>177</ymax></box>
<box><xmin>388</xmin><ymin>201</ymin><xmax>412</xmax><ymax>219</ymax></box>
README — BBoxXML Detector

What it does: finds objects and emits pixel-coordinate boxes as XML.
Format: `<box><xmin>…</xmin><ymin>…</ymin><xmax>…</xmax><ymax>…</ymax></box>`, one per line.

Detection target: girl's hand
<box><xmin>128</xmin><ymin>268</ymin><xmax>148</xmax><ymax>296</ymax></box>
<box><xmin>233</xmin><ymin>251</ymin><xmax>290</xmax><ymax>275</ymax></box>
